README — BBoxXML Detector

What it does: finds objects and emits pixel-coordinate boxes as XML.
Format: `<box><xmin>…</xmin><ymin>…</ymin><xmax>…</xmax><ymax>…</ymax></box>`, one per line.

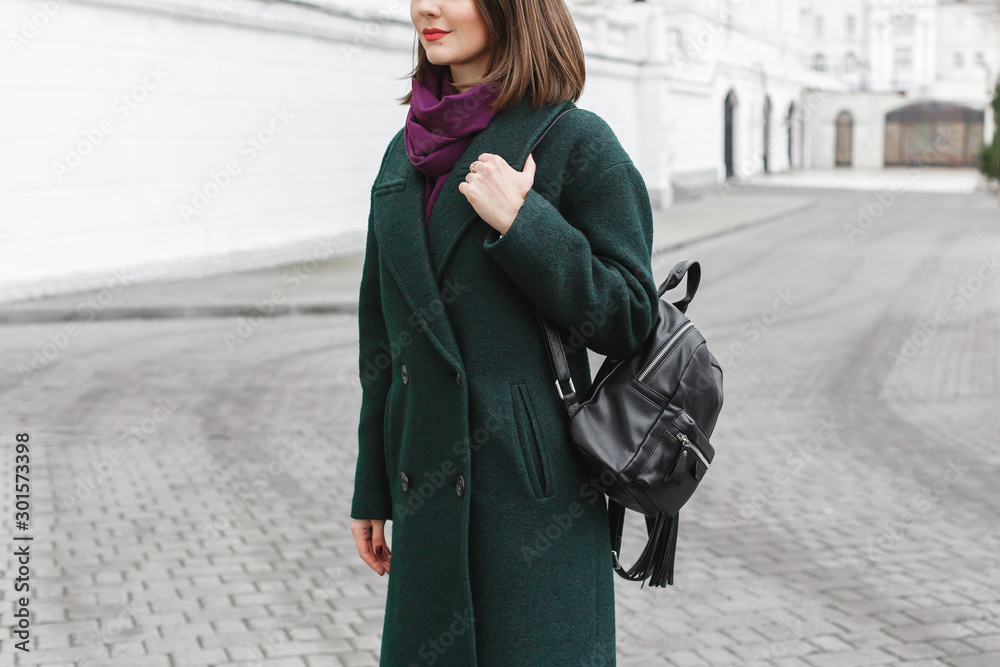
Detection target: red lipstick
<box><xmin>422</xmin><ymin>28</ymin><xmax>449</xmax><ymax>41</ymax></box>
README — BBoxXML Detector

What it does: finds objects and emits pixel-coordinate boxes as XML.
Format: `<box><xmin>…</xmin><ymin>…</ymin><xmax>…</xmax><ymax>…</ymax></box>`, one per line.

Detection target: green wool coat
<box><xmin>351</xmin><ymin>91</ymin><xmax>660</xmax><ymax>667</ymax></box>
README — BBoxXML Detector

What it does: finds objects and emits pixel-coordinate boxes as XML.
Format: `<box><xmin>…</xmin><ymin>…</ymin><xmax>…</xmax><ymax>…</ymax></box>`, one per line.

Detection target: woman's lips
<box><xmin>423</xmin><ymin>30</ymin><xmax>449</xmax><ymax>41</ymax></box>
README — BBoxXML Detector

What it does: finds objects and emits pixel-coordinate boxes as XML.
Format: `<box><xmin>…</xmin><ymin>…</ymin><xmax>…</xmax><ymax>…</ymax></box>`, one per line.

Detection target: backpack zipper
<box><xmin>636</xmin><ymin>321</ymin><xmax>694</xmax><ymax>382</ymax></box>
<box><xmin>677</xmin><ymin>432</ymin><xmax>710</xmax><ymax>468</ymax></box>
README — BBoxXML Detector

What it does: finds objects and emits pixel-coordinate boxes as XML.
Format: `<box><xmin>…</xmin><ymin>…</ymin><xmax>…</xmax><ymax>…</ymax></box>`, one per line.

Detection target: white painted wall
<box><xmin>0</xmin><ymin>0</ymin><xmax>416</xmax><ymax>301</ymax></box>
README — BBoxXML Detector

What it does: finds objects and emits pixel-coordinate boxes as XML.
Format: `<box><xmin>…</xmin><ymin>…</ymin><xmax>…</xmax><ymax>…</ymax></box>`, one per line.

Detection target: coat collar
<box><xmin>372</xmin><ymin>93</ymin><xmax>575</xmax><ymax>368</ymax></box>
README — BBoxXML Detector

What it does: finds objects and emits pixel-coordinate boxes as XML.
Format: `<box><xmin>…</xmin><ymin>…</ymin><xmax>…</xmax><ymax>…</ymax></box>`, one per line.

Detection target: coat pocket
<box><xmin>510</xmin><ymin>382</ymin><xmax>553</xmax><ymax>499</ymax></box>
<box><xmin>373</xmin><ymin>177</ymin><xmax>407</xmax><ymax>196</ymax></box>
<box><xmin>383</xmin><ymin>378</ymin><xmax>402</xmax><ymax>481</ymax></box>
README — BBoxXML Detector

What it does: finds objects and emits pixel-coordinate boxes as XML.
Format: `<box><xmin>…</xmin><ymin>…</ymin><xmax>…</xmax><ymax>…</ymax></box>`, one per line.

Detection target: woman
<box><xmin>349</xmin><ymin>0</ymin><xmax>660</xmax><ymax>664</ymax></box>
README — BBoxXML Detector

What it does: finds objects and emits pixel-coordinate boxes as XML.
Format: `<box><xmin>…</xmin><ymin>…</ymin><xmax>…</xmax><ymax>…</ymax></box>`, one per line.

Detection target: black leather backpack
<box><xmin>537</xmin><ymin>259</ymin><xmax>725</xmax><ymax>587</ymax></box>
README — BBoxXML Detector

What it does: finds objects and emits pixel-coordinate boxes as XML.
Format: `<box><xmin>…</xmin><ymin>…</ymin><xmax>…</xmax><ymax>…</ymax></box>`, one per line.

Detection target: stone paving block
<box><xmin>902</xmin><ymin>605</ymin><xmax>991</xmax><ymax>625</ymax></box>
<box><xmin>885</xmin><ymin>622</ymin><xmax>976</xmax><ymax>642</ymax></box>
<box><xmin>883</xmin><ymin>641</ymin><xmax>948</xmax><ymax>660</ymax></box>
<box><xmin>301</xmin><ymin>656</ymin><xmax>341</xmax><ymax>667</ymax></box>
<box><xmin>692</xmin><ymin>646</ymin><xmax>742</xmax><ymax>665</ymax></box>
<box><xmin>802</xmin><ymin>647</ymin><xmax>896</xmax><ymax>666</ymax></box>
<box><xmin>726</xmin><ymin>639</ymin><xmax>817</xmax><ymax>662</ymax></box>
<box><xmin>287</xmin><ymin>626</ymin><xmax>325</xmax><ymax>642</ymax></box>
<box><xmin>948</xmin><ymin>654</ymin><xmax>1000</xmax><ymax>667</ymax></box>
<box><xmin>836</xmin><ymin>629</ymin><xmax>902</xmax><ymax>650</ymax></box>
<box><xmin>263</xmin><ymin>639</ymin><xmax>353</xmax><ymax>658</ymax></box>
<box><xmin>965</xmin><ymin>633</ymin><xmax>1000</xmax><ymax>652</ymax></box>
<box><xmin>164</xmin><ymin>647</ymin><xmax>231</xmax><ymax>666</ymax></box>
<box><xmin>102</xmin><ymin>656</ymin><xmax>172</xmax><ymax>667</ymax></box>
<box><xmin>770</xmin><ymin>658</ymin><xmax>815</xmax><ymax>667</ymax></box>
<box><xmin>662</xmin><ymin>648</ymin><xmax>711</xmax><ymax>667</ymax></box>
<box><xmin>336</xmin><ymin>653</ymin><xmax>379</xmax><ymax>666</ymax></box>
<box><xmin>242</xmin><ymin>658</ymin><xmax>308</xmax><ymax>667</ymax></box>
<box><xmin>808</xmin><ymin>635</ymin><xmax>854</xmax><ymax>653</ymax></box>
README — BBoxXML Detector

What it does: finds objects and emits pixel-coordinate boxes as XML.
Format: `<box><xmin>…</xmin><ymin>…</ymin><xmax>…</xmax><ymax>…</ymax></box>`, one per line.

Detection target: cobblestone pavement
<box><xmin>1</xmin><ymin>186</ymin><xmax>999</xmax><ymax>666</ymax></box>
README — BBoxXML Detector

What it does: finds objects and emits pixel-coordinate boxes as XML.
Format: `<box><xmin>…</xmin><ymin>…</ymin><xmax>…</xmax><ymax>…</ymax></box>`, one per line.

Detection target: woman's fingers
<box><xmin>351</xmin><ymin>519</ymin><xmax>387</xmax><ymax>576</ymax></box>
<box><xmin>371</xmin><ymin>519</ymin><xmax>391</xmax><ymax>574</ymax></box>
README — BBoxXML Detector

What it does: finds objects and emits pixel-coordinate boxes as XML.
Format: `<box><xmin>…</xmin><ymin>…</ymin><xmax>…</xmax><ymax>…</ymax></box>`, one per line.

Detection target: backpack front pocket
<box><xmin>510</xmin><ymin>382</ymin><xmax>552</xmax><ymax>499</ymax></box>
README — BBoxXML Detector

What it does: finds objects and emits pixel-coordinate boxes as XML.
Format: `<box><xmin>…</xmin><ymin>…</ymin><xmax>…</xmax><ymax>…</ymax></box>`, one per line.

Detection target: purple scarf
<box><xmin>405</xmin><ymin>63</ymin><xmax>498</xmax><ymax>225</ymax></box>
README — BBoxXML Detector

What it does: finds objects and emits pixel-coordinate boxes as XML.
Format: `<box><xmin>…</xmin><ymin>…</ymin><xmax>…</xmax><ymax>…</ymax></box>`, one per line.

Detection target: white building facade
<box><xmin>801</xmin><ymin>0</ymin><xmax>1000</xmax><ymax>168</ymax></box>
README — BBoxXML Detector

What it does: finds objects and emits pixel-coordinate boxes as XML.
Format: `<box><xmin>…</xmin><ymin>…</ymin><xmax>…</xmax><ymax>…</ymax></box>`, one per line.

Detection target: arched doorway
<box><xmin>787</xmin><ymin>103</ymin><xmax>795</xmax><ymax>169</ymax></box>
<box><xmin>884</xmin><ymin>102</ymin><xmax>985</xmax><ymax>166</ymax></box>
<box><xmin>763</xmin><ymin>96</ymin><xmax>772</xmax><ymax>173</ymax></box>
<box><xmin>724</xmin><ymin>90</ymin><xmax>737</xmax><ymax>178</ymax></box>
<box><xmin>835</xmin><ymin>111</ymin><xmax>854</xmax><ymax>167</ymax></box>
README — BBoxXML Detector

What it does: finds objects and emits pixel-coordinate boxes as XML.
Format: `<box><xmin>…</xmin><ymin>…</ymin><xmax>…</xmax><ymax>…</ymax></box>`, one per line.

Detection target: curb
<box><xmin>0</xmin><ymin>198</ymin><xmax>817</xmax><ymax>325</ymax></box>
<box><xmin>651</xmin><ymin>199</ymin><xmax>818</xmax><ymax>261</ymax></box>
<box><xmin>0</xmin><ymin>302</ymin><xmax>359</xmax><ymax>325</ymax></box>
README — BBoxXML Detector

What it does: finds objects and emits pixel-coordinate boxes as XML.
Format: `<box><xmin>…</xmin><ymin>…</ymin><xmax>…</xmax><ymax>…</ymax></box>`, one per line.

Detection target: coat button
<box><xmin>400</xmin><ymin>363</ymin><xmax>408</xmax><ymax>384</ymax></box>
<box><xmin>456</xmin><ymin>475</ymin><xmax>466</xmax><ymax>497</ymax></box>
<box><xmin>455</xmin><ymin>372</ymin><xmax>462</xmax><ymax>387</ymax></box>
<box><xmin>400</xmin><ymin>472</ymin><xmax>409</xmax><ymax>492</ymax></box>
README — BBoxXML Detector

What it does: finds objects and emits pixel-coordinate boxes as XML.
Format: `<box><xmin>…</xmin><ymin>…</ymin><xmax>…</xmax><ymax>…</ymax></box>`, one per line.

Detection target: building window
<box><xmin>954</xmin><ymin>52</ymin><xmax>964</xmax><ymax>69</ymax></box>
<box><xmin>813</xmin><ymin>53</ymin><xmax>827</xmax><ymax>72</ymax></box>
<box><xmin>815</xmin><ymin>16</ymin><xmax>825</xmax><ymax>37</ymax></box>
<box><xmin>975</xmin><ymin>52</ymin><xmax>985</xmax><ymax>68</ymax></box>
<box><xmin>846</xmin><ymin>15</ymin><xmax>855</xmax><ymax>37</ymax></box>
<box><xmin>845</xmin><ymin>53</ymin><xmax>857</xmax><ymax>74</ymax></box>
<box><xmin>894</xmin><ymin>47</ymin><xmax>912</xmax><ymax>73</ymax></box>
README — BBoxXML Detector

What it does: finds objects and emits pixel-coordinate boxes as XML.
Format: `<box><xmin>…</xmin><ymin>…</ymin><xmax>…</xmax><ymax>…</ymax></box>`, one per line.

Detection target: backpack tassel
<box><xmin>646</xmin><ymin>512</ymin><xmax>679</xmax><ymax>588</ymax></box>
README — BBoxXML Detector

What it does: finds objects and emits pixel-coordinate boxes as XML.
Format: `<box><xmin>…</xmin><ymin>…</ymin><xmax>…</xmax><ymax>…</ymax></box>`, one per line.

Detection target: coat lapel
<box><xmin>373</xmin><ymin>93</ymin><xmax>573</xmax><ymax>368</ymax></box>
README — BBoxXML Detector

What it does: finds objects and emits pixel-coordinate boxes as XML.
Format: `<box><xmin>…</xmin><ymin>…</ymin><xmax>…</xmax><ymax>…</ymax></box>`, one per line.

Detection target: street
<box><xmin>1</xmin><ymin>185</ymin><xmax>999</xmax><ymax>666</ymax></box>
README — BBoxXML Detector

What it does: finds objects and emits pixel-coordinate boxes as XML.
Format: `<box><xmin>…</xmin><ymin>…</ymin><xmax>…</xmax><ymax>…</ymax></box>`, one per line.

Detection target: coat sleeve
<box><xmin>482</xmin><ymin>150</ymin><xmax>659</xmax><ymax>360</ymax></box>
<box><xmin>350</xmin><ymin>197</ymin><xmax>394</xmax><ymax>520</ymax></box>
<box><xmin>350</xmin><ymin>138</ymin><xmax>399</xmax><ymax>520</ymax></box>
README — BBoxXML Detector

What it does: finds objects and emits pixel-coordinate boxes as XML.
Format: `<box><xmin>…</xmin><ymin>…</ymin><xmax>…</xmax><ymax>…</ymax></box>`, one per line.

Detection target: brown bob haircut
<box><xmin>397</xmin><ymin>0</ymin><xmax>586</xmax><ymax>113</ymax></box>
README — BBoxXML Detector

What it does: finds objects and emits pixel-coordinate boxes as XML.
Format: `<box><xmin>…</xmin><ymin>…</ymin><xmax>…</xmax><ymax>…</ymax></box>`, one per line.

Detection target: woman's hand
<box><xmin>352</xmin><ymin>518</ymin><xmax>391</xmax><ymax>575</ymax></box>
<box><xmin>458</xmin><ymin>152</ymin><xmax>536</xmax><ymax>234</ymax></box>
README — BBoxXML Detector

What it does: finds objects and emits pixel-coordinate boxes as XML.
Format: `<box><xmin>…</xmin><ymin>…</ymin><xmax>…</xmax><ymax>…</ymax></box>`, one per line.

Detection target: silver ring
<box><xmin>469</xmin><ymin>161</ymin><xmax>478</xmax><ymax>173</ymax></box>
